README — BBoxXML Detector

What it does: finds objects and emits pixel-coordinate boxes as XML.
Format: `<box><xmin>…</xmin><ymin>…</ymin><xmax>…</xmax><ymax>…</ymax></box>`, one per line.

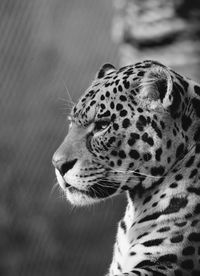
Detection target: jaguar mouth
<box><xmin>64</xmin><ymin>180</ymin><xmax>120</xmax><ymax>199</ymax></box>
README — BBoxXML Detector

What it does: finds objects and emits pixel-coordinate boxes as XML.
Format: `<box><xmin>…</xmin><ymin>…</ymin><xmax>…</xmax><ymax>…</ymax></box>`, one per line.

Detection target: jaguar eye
<box><xmin>94</xmin><ymin>120</ymin><xmax>110</xmax><ymax>132</ymax></box>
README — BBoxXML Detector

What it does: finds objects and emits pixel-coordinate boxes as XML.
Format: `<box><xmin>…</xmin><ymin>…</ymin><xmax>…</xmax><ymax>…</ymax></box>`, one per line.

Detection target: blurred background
<box><xmin>1</xmin><ymin>0</ymin><xmax>200</xmax><ymax>276</ymax></box>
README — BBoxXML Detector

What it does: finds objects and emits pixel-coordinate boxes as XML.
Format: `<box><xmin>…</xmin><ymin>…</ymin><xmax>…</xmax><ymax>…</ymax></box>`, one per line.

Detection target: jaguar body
<box><xmin>52</xmin><ymin>60</ymin><xmax>200</xmax><ymax>276</ymax></box>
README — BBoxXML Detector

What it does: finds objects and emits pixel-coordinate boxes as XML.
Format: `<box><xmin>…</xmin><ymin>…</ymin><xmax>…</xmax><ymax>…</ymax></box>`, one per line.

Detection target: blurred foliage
<box><xmin>0</xmin><ymin>0</ymin><xmax>126</xmax><ymax>275</ymax></box>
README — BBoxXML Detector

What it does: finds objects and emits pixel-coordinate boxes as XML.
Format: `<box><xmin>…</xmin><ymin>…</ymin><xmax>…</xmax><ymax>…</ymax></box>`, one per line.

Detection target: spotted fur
<box><xmin>52</xmin><ymin>60</ymin><xmax>200</xmax><ymax>276</ymax></box>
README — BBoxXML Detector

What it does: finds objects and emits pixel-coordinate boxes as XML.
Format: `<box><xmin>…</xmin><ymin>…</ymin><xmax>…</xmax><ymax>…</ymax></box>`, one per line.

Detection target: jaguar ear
<box><xmin>139</xmin><ymin>63</ymin><xmax>173</xmax><ymax>110</ymax></box>
<box><xmin>96</xmin><ymin>63</ymin><xmax>116</xmax><ymax>79</ymax></box>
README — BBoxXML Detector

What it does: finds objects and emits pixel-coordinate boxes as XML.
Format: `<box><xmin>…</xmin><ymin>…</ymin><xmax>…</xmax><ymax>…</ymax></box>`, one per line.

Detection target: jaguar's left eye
<box><xmin>94</xmin><ymin>120</ymin><xmax>110</xmax><ymax>132</ymax></box>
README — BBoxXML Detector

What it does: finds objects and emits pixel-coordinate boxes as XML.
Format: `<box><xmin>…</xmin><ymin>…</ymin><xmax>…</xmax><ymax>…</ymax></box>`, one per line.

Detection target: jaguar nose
<box><xmin>52</xmin><ymin>153</ymin><xmax>78</xmax><ymax>176</ymax></box>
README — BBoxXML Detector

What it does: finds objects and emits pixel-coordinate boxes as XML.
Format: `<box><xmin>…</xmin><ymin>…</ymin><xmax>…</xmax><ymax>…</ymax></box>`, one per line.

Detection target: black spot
<box><xmin>195</xmin><ymin>144</ymin><xmax>200</xmax><ymax>153</ymax></box>
<box><xmin>143</xmin><ymin>153</ymin><xmax>152</xmax><ymax>161</ymax></box>
<box><xmin>181</xmin><ymin>259</ymin><xmax>194</xmax><ymax>270</ymax></box>
<box><xmin>118</xmin><ymin>150</ymin><xmax>126</xmax><ymax>159</ymax></box>
<box><xmin>113</xmin><ymin>87</ymin><xmax>117</xmax><ymax>94</ymax></box>
<box><xmin>169</xmin><ymin>182</ymin><xmax>178</xmax><ymax>189</ymax></box>
<box><xmin>100</xmin><ymin>95</ymin><xmax>105</xmax><ymax>101</ymax></box>
<box><xmin>155</xmin><ymin>148</ymin><xmax>162</xmax><ymax>161</ymax></box>
<box><xmin>191</xmin><ymin>220</ymin><xmax>199</xmax><ymax>227</ymax></box>
<box><xmin>185</xmin><ymin>156</ymin><xmax>195</xmax><ymax>167</ymax></box>
<box><xmin>135</xmin><ymin>260</ymin><xmax>155</xmax><ymax>268</ymax></box>
<box><xmin>151</xmin><ymin>120</ymin><xmax>162</xmax><ymax>138</ymax></box>
<box><xmin>176</xmin><ymin>143</ymin><xmax>185</xmax><ymax>159</ymax></box>
<box><xmin>108</xmin><ymin>136</ymin><xmax>116</xmax><ymax>144</ymax></box>
<box><xmin>129</xmin><ymin>150</ymin><xmax>140</xmax><ymax>160</ymax></box>
<box><xmin>174</xmin><ymin>269</ymin><xmax>183</xmax><ymax>276</ymax></box>
<box><xmin>170</xmin><ymin>235</ymin><xmax>183</xmax><ymax>243</ymax></box>
<box><xmin>120</xmin><ymin>110</ymin><xmax>127</xmax><ymax>117</ymax></box>
<box><xmin>119</xmin><ymin>95</ymin><xmax>127</xmax><ymax>101</ymax></box>
<box><xmin>182</xmin><ymin>114</ymin><xmax>192</xmax><ymax>131</ymax></box>
<box><xmin>158</xmin><ymin>254</ymin><xmax>177</xmax><ymax>263</ymax></box>
<box><xmin>100</xmin><ymin>103</ymin><xmax>106</xmax><ymax>110</ymax></box>
<box><xmin>123</xmin><ymin>80</ymin><xmax>130</xmax><ymax>89</ymax></box>
<box><xmin>137</xmin><ymin>108</ymin><xmax>143</xmax><ymax>113</ymax></box>
<box><xmin>90</xmin><ymin>100</ymin><xmax>96</xmax><ymax>106</ymax></box>
<box><xmin>157</xmin><ymin>227</ymin><xmax>170</xmax><ymax>233</ymax></box>
<box><xmin>151</xmin><ymin>166</ymin><xmax>165</xmax><ymax>176</ymax></box>
<box><xmin>170</xmin><ymin>84</ymin><xmax>182</xmax><ymax>119</ymax></box>
<box><xmin>175</xmin><ymin>221</ymin><xmax>187</xmax><ymax>227</ymax></box>
<box><xmin>118</xmin><ymin>85</ymin><xmax>123</xmax><ymax>92</ymax></box>
<box><xmin>122</xmin><ymin>118</ymin><xmax>130</xmax><ymax>128</ymax></box>
<box><xmin>120</xmin><ymin>220</ymin><xmax>126</xmax><ymax>233</ymax></box>
<box><xmin>194</xmin><ymin>85</ymin><xmax>200</xmax><ymax>96</ymax></box>
<box><xmin>116</xmin><ymin>103</ymin><xmax>123</xmax><ymax>111</ymax></box>
<box><xmin>142</xmin><ymin>133</ymin><xmax>154</xmax><ymax>146</ymax></box>
<box><xmin>113</xmin><ymin>123</ymin><xmax>119</xmax><ymax>131</ymax></box>
<box><xmin>137</xmin><ymin>71</ymin><xmax>145</xmax><ymax>77</ymax></box>
<box><xmin>117</xmin><ymin>159</ymin><xmax>122</xmax><ymax>166</ymax></box>
<box><xmin>175</xmin><ymin>174</ymin><xmax>183</xmax><ymax>181</ymax></box>
<box><xmin>189</xmin><ymin>168</ymin><xmax>198</xmax><ymax>178</ymax></box>
<box><xmin>143</xmin><ymin>238</ymin><xmax>164</xmax><ymax>247</ymax></box>
<box><xmin>143</xmin><ymin>196</ymin><xmax>152</xmax><ymax>204</ymax></box>
<box><xmin>192</xmin><ymin>98</ymin><xmax>200</xmax><ymax>118</ymax></box>
<box><xmin>194</xmin><ymin>126</ymin><xmax>200</xmax><ymax>141</ymax></box>
<box><xmin>110</xmin><ymin>102</ymin><xmax>115</xmax><ymax>109</ymax></box>
<box><xmin>111</xmin><ymin>150</ymin><xmax>117</xmax><ymax>156</ymax></box>
<box><xmin>182</xmin><ymin>246</ymin><xmax>195</xmax><ymax>256</ymax></box>
<box><xmin>194</xmin><ymin>203</ymin><xmax>200</xmax><ymax>214</ymax></box>
<box><xmin>188</xmin><ymin>232</ymin><xmax>200</xmax><ymax>242</ymax></box>
<box><xmin>128</xmin><ymin>133</ymin><xmax>140</xmax><ymax>146</ymax></box>
<box><xmin>105</xmin><ymin>91</ymin><xmax>110</xmax><ymax>97</ymax></box>
<box><xmin>167</xmin><ymin>139</ymin><xmax>172</xmax><ymax>149</ymax></box>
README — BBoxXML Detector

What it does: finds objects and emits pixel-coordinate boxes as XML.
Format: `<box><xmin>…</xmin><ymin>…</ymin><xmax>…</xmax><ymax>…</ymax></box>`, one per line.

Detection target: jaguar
<box><xmin>52</xmin><ymin>60</ymin><xmax>200</xmax><ymax>276</ymax></box>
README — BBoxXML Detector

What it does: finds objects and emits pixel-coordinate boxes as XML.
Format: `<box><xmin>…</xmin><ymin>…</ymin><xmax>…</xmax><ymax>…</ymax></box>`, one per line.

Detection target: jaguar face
<box><xmin>52</xmin><ymin>61</ymin><xmax>189</xmax><ymax>205</ymax></box>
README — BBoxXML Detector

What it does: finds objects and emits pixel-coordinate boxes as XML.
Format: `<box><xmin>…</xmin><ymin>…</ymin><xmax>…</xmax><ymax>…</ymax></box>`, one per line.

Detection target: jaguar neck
<box><xmin>127</xmin><ymin>143</ymin><xmax>200</xmax><ymax>222</ymax></box>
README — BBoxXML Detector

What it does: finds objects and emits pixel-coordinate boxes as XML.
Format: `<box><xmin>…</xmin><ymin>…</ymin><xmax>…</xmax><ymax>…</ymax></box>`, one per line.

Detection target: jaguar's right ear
<box><xmin>96</xmin><ymin>63</ymin><xmax>116</xmax><ymax>79</ymax></box>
